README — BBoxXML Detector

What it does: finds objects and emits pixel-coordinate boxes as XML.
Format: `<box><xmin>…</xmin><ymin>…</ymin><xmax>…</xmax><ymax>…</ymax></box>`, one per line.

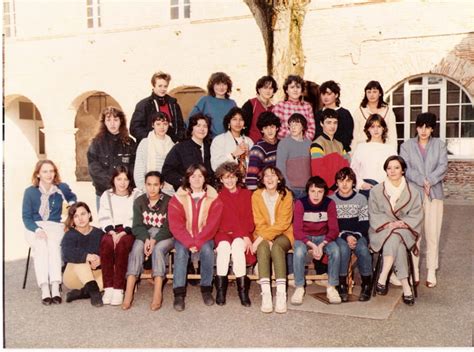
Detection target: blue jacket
<box><xmin>400</xmin><ymin>137</ymin><xmax>448</xmax><ymax>200</ymax></box>
<box><xmin>22</xmin><ymin>183</ymin><xmax>77</xmax><ymax>232</ymax></box>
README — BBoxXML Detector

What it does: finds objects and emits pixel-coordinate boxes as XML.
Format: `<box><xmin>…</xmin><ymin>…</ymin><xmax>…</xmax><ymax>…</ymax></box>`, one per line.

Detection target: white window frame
<box><xmin>170</xmin><ymin>0</ymin><xmax>191</xmax><ymax>21</ymax></box>
<box><xmin>387</xmin><ymin>75</ymin><xmax>474</xmax><ymax>159</ymax></box>
<box><xmin>3</xmin><ymin>0</ymin><xmax>16</xmax><ymax>38</ymax></box>
<box><xmin>86</xmin><ymin>0</ymin><xmax>101</xmax><ymax>29</ymax></box>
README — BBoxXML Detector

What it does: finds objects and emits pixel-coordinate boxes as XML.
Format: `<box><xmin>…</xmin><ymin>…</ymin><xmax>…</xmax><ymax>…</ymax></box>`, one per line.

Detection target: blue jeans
<box><xmin>126</xmin><ymin>238</ymin><xmax>174</xmax><ymax>278</ymax></box>
<box><xmin>336</xmin><ymin>237</ymin><xmax>372</xmax><ymax>277</ymax></box>
<box><xmin>173</xmin><ymin>240</ymin><xmax>214</xmax><ymax>289</ymax></box>
<box><xmin>293</xmin><ymin>236</ymin><xmax>340</xmax><ymax>287</ymax></box>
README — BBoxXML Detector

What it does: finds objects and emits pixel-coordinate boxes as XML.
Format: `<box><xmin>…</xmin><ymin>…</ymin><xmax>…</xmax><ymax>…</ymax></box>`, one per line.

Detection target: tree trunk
<box><xmin>244</xmin><ymin>0</ymin><xmax>310</xmax><ymax>99</ymax></box>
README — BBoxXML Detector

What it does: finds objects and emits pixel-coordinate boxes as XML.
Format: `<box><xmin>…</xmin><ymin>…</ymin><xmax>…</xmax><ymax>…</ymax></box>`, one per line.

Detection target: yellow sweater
<box><xmin>251</xmin><ymin>188</ymin><xmax>294</xmax><ymax>246</ymax></box>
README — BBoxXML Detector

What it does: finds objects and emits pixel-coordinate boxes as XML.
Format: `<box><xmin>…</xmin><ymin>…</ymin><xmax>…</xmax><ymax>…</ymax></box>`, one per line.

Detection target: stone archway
<box><xmin>169</xmin><ymin>85</ymin><xmax>206</xmax><ymax>123</ymax></box>
<box><xmin>73</xmin><ymin>91</ymin><xmax>122</xmax><ymax>181</ymax></box>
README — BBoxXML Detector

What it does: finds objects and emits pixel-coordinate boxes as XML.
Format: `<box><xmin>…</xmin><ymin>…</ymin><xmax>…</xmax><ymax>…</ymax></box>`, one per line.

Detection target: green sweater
<box><xmin>132</xmin><ymin>193</ymin><xmax>172</xmax><ymax>242</ymax></box>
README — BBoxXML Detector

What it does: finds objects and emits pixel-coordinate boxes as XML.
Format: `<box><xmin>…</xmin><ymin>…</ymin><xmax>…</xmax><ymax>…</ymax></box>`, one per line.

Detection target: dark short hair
<box><xmin>335</xmin><ymin>167</ymin><xmax>357</xmax><ymax>187</ymax></box>
<box><xmin>151</xmin><ymin>111</ymin><xmax>170</xmax><ymax>126</ymax></box>
<box><xmin>207</xmin><ymin>72</ymin><xmax>232</xmax><ymax>98</ymax></box>
<box><xmin>415</xmin><ymin>112</ymin><xmax>437</xmax><ymax>129</ymax></box>
<box><xmin>288</xmin><ymin>113</ymin><xmax>308</xmax><ymax>133</ymax></box>
<box><xmin>361</xmin><ymin>80</ymin><xmax>387</xmax><ymax>108</ymax></box>
<box><xmin>187</xmin><ymin>113</ymin><xmax>210</xmax><ymax>140</ymax></box>
<box><xmin>257</xmin><ymin>165</ymin><xmax>287</xmax><ymax>199</ymax></box>
<box><xmin>283</xmin><ymin>75</ymin><xmax>305</xmax><ymax>101</ymax></box>
<box><xmin>215</xmin><ymin>161</ymin><xmax>246</xmax><ymax>191</ymax></box>
<box><xmin>257</xmin><ymin>111</ymin><xmax>281</xmax><ymax>131</ymax></box>
<box><xmin>305</xmin><ymin>176</ymin><xmax>328</xmax><ymax>196</ymax></box>
<box><xmin>364</xmin><ymin>114</ymin><xmax>388</xmax><ymax>143</ymax></box>
<box><xmin>319</xmin><ymin>80</ymin><xmax>341</xmax><ymax>107</ymax></box>
<box><xmin>182</xmin><ymin>164</ymin><xmax>209</xmax><ymax>192</ymax></box>
<box><xmin>145</xmin><ymin>171</ymin><xmax>163</xmax><ymax>184</ymax></box>
<box><xmin>256</xmin><ymin>75</ymin><xmax>278</xmax><ymax>95</ymax></box>
<box><xmin>64</xmin><ymin>201</ymin><xmax>93</xmax><ymax>230</ymax></box>
<box><xmin>383</xmin><ymin>155</ymin><xmax>407</xmax><ymax>174</ymax></box>
<box><xmin>223</xmin><ymin>107</ymin><xmax>244</xmax><ymax>132</ymax></box>
<box><xmin>110</xmin><ymin>165</ymin><xmax>135</xmax><ymax>195</ymax></box>
<box><xmin>320</xmin><ymin>108</ymin><xmax>338</xmax><ymax>123</ymax></box>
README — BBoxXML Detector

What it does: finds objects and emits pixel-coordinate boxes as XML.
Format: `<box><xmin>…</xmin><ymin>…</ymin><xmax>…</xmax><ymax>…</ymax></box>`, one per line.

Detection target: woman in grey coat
<box><xmin>400</xmin><ymin>112</ymin><xmax>448</xmax><ymax>288</ymax></box>
<box><xmin>369</xmin><ymin>155</ymin><xmax>423</xmax><ymax>305</ymax></box>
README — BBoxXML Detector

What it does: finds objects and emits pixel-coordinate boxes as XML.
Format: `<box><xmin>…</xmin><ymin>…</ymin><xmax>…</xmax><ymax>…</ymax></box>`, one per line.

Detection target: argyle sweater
<box><xmin>329</xmin><ymin>190</ymin><xmax>369</xmax><ymax>241</ymax></box>
<box><xmin>132</xmin><ymin>193</ymin><xmax>172</xmax><ymax>243</ymax></box>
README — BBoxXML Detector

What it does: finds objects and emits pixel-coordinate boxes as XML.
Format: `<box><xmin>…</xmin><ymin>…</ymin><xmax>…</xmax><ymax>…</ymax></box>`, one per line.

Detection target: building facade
<box><xmin>4</xmin><ymin>0</ymin><xmax>473</xmax><ymax>260</ymax></box>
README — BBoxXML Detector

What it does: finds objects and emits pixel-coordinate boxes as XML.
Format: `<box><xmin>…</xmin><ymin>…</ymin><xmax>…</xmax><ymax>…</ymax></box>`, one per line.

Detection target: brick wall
<box><xmin>444</xmin><ymin>160</ymin><xmax>474</xmax><ymax>203</ymax></box>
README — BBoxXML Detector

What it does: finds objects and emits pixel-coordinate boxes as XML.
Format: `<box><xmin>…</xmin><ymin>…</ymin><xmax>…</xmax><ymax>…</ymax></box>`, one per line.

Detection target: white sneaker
<box><xmin>102</xmin><ymin>288</ymin><xmax>114</xmax><ymax>305</ymax></box>
<box><xmin>389</xmin><ymin>273</ymin><xmax>402</xmax><ymax>286</ymax></box>
<box><xmin>110</xmin><ymin>289</ymin><xmax>124</xmax><ymax>306</ymax></box>
<box><xmin>290</xmin><ymin>287</ymin><xmax>305</xmax><ymax>305</ymax></box>
<box><xmin>275</xmin><ymin>292</ymin><xmax>287</xmax><ymax>313</ymax></box>
<box><xmin>260</xmin><ymin>292</ymin><xmax>273</xmax><ymax>313</ymax></box>
<box><xmin>326</xmin><ymin>286</ymin><xmax>342</xmax><ymax>304</ymax></box>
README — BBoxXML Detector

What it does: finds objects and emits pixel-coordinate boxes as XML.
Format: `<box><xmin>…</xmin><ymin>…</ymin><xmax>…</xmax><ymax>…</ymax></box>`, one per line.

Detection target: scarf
<box><xmin>384</xmin><ymin>176</ymin><xmax>407</xmax><ymax>209</ymax></box>
<box><xmin>38</xmin><ymin>184</ymin><xmax>66</xmax><ymax>221</ymax></box>
<box><xmin>146</xmin><ymin>130</ymin><xmax>175</xmax><ymax>172</ymax></box>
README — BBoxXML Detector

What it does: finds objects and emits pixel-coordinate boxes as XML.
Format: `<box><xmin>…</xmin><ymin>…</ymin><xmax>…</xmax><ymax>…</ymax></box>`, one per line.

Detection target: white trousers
<box><xmin>216</xmin><ymin>238</ymin><xmax>246</xmax><ymax>277</ymax></box>
<box><xmin>412</xmin><ymin>196</ymin><xmax>444</xmax><ymax>280</ymax></box>
<box><xmin>24</xmin><ymin>221</ymin><xmax>65</xmax><ymax>287</ymax></box>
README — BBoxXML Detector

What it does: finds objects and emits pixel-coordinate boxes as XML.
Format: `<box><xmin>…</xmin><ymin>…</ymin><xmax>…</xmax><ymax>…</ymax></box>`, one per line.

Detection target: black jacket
<box><xmin>130</xmin><ymin>93</ymin><xmax>185</xmax><ymax>144</ymax></box>
<box><xmin>162</xmin><ymin>139</ymin><xmax>214</xmax><ymax>190</ymax></box>
<box><xmin>87</xmin><ymin>133</ymin><xmax>136</xmax><ymax>196</ymax></box>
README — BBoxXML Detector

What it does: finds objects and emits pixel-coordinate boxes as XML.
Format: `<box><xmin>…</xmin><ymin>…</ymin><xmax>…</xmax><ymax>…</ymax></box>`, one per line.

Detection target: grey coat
<box><xmin>400</xmin><ymin>137</ymin><xmax>448</xmax><ymax>200</ymax></box>
<box><xmin>368</xmin><ymin>181</ymin><xmax>423</xmax><ymax>254</ymax></box>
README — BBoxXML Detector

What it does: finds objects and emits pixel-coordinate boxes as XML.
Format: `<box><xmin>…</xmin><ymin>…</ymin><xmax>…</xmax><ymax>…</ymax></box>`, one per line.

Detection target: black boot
<box><xmin>236</xmin><ymin>276</ymin><xmax>251</xmax><ymax>307</ymax></box>
<box><xmin>66</xmin><ymin>287</ymin><xmax>89</xmax><ymax>303</ymax></box>
<box><xmin>338</xmin><ymin>276</ymin><xmax>349</xmax><ymax>302</ymax></box>
<box><xmin>84</xmin><ymin>281</ymin><xmax>103</xmax><ymax>307</ymax></box>
<box><xmin>359</xmin><ymin>275</ymin><xmax>372</xmax><ymax>302</ymax></box>
<box><xmin>173</xmin><ymin>287</ymin><xmax>186</xmax><ymax>312</ymax></box>
<box><xmin>201</xmin><ymin>286</ymin><xmax>215</xmax><ymax>306</ymax></box>
<box><xmin>215</xmin><ymin>276</ymin><xmax>228</xmax><ymax>306</ymax></box>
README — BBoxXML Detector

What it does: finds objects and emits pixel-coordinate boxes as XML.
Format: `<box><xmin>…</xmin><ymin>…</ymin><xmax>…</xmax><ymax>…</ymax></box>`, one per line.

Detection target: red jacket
<box><xmin>215</xmin><ymin>187</ymin><xmax>255</xmax><ymax>245</ymax></box>
<box><xmin>168</xmin><ymin>186</ymin><xmax>223</xmax><ymax>250</ymax></box>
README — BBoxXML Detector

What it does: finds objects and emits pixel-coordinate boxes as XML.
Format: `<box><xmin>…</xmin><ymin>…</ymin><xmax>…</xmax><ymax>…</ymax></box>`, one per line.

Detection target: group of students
<box><xmin>22</xmin><ymin>70</ymin><xmax>448</xmax><ymax>314</ymax></box>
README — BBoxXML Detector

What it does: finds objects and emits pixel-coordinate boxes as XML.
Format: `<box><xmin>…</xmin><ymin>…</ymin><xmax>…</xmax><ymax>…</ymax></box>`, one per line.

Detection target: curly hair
<box><xmin>94</xmin><ymin>106</ymin><xmax>132</xmax><ymax>144</ymax></box>
<box><xmin>256</xmin><ymin>111</ymin><xmax>281</xmax><ymax>131</ymax></box>
<box><xmin>283</xmin><ymin>75</ymin><xmax>305</xmax><ymax>101</ymax></box>
<box><xmin>207</xmin><ymin>72</ymin><xmax>233</xmax><ymax>98</ymax></box>
<box><xmin>222</xmin><ymin>107</ymin><xmax>245</xmax><ymax>132</ymax></box>
<box><xmin>215</xmin><ymin>161</ymin><xmax>246</xmax><ymax>191</ymax></box>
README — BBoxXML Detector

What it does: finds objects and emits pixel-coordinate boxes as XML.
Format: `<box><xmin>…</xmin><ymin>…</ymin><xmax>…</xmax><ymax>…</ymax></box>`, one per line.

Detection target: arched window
<box><xmin>387</xmin><ymin>75</ymin><xmax>474</xmax><ymax>158</ymax></box>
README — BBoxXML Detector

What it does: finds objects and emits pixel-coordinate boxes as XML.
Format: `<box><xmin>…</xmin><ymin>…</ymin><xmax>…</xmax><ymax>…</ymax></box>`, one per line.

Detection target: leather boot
<box><xmin>84</xmin><ymin>281</ymin><xmax>103</xmax><ymax>307</ymax></box>
<box><xmin>201</xmin><ymin>286</ymin><xmax>215</xmax><ymax>306</ymax></box>
<box><xmin>337</xmin><ymin>276</ymin><xmax>349</xmax><ymax>302</ymax></box>
<box><xmin>66</xmin><ymin>287</ymin><xmax>88</xmax><ymax>303</ymax></box>
<box><xmin>215</xmin><ymin>276</ymin><xmax>228</xmax><ymax>306</ymax></box>
<box><xmin>173</xmin><ymin>287</ymin><xmax>186</xmax><ymax>312</ymax></box>
<box><xmin>236</xmin><ymin>276</ymin><xmax>251</xmax><ymax>307</ymax></box>
<box><xmin>359</xmin><ymin>275</ymin><xmax>372</xmax><ymax>302</ymax></box>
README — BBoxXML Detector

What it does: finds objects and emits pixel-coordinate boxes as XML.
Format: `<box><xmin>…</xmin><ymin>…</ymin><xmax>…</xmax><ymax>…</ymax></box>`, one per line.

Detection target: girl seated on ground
<box><xmin>122</xmin><ymin>171</ymin><xmax>174</xmax><ymax>311</ymax></box>
<box><xmin>99</xmin><ymin>166</ymin><xmax>141</xmax><ymax>306</ymax></box>
<box><xmin>252</xmin><ymin>166</ymin><xmax>294</xmax><ymax>314</ymax></box>
<box><xmin>22</xmin><ymin>159</ymin><xmax>77</xmax><ymax>305</ymax></box>
<box><xmin>61</xmin><ymin>202</ymin><xmax>104</xmax><ymax>307</ymax></box>
<box><xmin>214</xmin><ymin>162</ymin><xmax>255</xmax><ymax>307</ymax></box>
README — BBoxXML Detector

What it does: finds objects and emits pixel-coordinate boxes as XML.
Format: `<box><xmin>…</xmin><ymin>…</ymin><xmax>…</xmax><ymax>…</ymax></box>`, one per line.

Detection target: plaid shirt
<box><xmin>273</xmin><ymin>100</ymin><xmax>315</xmax><ymax>140</ymax></box>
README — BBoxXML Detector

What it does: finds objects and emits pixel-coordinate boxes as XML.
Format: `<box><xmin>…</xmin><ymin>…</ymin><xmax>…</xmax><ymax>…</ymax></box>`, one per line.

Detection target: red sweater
<box><xmin>215</xmin><ymin>187</ymin><xmax>255</xmax><ymax>245</ymax></box>
<box><xmin>293</xmin><ymin>196</ymin><xmax>339</xmax><ymax>244</ymax></box>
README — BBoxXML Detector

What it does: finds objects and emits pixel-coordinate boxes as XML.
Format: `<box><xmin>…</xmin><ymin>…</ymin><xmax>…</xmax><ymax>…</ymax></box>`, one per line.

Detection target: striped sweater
<box><xmin>245</xmin><ymin>139</ymin><xmax>279</xmax><ymax>190</ymax></box>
